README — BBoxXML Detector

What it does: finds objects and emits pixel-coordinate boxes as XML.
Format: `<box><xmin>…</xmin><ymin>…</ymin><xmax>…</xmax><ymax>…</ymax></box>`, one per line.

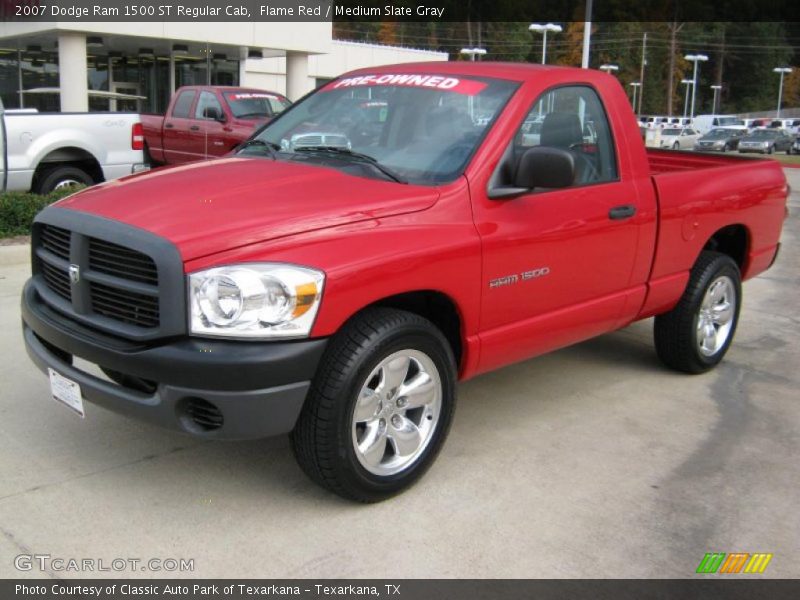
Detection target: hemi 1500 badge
<box><xmin>489</xmin><ymin>267</ymin><xmax>551</xmax><ymax>288</ymax></box>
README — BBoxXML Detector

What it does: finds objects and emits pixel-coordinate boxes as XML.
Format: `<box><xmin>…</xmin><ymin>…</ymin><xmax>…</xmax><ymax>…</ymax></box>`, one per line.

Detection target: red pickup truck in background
<box><xmin>141</xmin><ymin>85</ymin><xmax>290</xmax><ymax>165</ymax></box>
<box><xmin>23</xmin><ymin>63</ymin><xmax>788</xmax><ymax>502</ymax></box>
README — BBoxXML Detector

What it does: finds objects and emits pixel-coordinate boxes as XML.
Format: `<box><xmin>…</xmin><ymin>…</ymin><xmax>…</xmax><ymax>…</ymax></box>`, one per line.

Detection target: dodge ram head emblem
<box><xmin>68</xmin><ymin>264</ymin><xmax>80</xmax><ymax>284</ymax></box>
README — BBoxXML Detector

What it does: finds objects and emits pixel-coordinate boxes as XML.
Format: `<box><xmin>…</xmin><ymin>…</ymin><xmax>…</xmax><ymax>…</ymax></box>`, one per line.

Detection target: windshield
<box><xmin>243</xmin><ymin>73</ymin><xmax>519</xmax><ymax>185</ymax></box>
<box><xmin>749</xmin><ymin>130</ymin><xmax>779</xmax><ymax>139</ymax></box>
<box><xmin>224</xmin><ymin>91</ymin><xmax>291</xmax><ymax>119</ymax></box>
<box><xmin>716</xmin><ymin>117</ymin><xmax>740</xmax><ymax>126</ymax></box>
<box><xmin>662</xmin><ymin>128</ymin><xmax>682</xmax><ymax>135</ymax></box>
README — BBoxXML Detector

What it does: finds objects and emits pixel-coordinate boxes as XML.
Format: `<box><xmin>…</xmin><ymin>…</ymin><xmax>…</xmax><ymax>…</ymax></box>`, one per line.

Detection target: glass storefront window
<box><xmin>0</xmin><ymin>40</ymin><xmax>240</xmax><ymax>114</ymax></box>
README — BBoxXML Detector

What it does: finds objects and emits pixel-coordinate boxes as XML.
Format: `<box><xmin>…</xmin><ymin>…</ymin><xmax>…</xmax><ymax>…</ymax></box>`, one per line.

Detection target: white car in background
<box><xmin>659</xmin><ymin>127</ymin><xmax>702</xmax><ymax>150</ymax></box>
<box><xmin>0</xmin><ymin>100</ymin><xmax>147</xmax><ymax>193</ymax></box>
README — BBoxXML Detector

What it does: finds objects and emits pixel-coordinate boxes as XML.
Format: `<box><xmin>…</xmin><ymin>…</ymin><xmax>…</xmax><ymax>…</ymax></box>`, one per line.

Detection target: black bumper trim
<box><xmin>22</xmin><ymin>279</ymin><xmax>327</xmax><ymax>392</ymax></box>
<box><xmin>24</xmin><ymin>326</ymin><xmax>310</xmax><ymax>439</ymax></box>
<box><xmin>22</xmin><ymin>277</ymin><xmax>329</xmax><ymax>440</ymax></box>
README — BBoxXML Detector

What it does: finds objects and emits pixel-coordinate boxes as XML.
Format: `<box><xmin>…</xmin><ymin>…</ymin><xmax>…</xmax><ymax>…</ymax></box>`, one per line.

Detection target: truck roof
<box><xmin>343</xmin><ymin>61</ymin><xmax>607</xmax><ymax>84</ymax></box>
<box><xmin>176</xmin><ymin>85</ymin><xmax>287</xmax><ymax>96</ymax></box>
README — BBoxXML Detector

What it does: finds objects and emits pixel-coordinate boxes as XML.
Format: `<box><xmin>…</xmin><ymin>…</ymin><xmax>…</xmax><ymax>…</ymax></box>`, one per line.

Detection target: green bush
<box><xmin>0</xmin><ymin>186</ymin><xmax>86</xmax><ymax>238</ymax></box>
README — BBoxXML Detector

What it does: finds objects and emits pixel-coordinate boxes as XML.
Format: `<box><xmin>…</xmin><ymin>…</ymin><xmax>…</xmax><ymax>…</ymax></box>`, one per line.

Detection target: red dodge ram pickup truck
<box><xmin>22</xmin><ymin>63</ymin><xmax>788</xmax><ymax>502</ymax></box>
<box><xmin>142</xmin><ymin>85</ymin><xmax>290</xmax><ymax>165</ymax></box>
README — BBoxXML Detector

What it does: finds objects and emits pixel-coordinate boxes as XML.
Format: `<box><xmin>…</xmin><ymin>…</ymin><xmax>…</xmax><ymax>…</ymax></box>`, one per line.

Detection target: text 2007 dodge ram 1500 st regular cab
<box><xmin>21</xmin><ymin>63</ymin><xmax>788</xmax><ymax>502</ymax></box>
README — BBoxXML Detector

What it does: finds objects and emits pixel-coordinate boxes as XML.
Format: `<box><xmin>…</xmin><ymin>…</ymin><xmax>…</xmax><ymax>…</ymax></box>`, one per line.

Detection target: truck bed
<box><xmin>645</xmin><ymin>147</ymin><xmax>787</xmax><ymax>293</ymax></box>
<box><xmin>646</xmin><ymin>147</ymin><xmax>772</xmax><ymax>174</ymax></box>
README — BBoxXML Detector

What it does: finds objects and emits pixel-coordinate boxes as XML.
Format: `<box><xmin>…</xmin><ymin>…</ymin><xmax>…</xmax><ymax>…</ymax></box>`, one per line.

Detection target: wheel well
<box><xmin>703</xmin><ymin>225</ymin><xmax>749</xmax><ymax>269</ymax></box>
<box><xmin>33</xmin><ymin>147</ymin><xmax>104</xmax><ymax>187</ymax></box>
<box><xmin>368</xmin><ymin>291</ymin><xmax>463</xmax><ymax>368</ymax></box>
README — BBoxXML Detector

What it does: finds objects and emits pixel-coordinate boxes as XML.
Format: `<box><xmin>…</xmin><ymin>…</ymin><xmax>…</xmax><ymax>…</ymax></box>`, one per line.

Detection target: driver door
<box><xmin>473</xmin><ymin>85</ymin><xmax>645</xmax><ymax>373</ymax></box>
<box><xmin>188</xmin><ymin>91</ymin><xmax>230</xmax><ymax>159</ymax></box>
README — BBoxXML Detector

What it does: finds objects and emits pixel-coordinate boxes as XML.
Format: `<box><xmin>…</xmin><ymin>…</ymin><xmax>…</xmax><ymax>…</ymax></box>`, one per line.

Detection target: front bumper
<box><xmin>738</xmin><ymin>146</ymin><xmax>769</xmax><ymax>154</ymax></box>
<box><xmin>21</xmin><ymin>279</ymin><xmax>327</xmax><ymax>440</ymax></box>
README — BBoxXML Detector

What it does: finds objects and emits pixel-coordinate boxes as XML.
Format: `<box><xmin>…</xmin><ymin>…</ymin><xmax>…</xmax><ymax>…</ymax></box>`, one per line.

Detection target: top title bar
<box><xmin>1</xmin><ymin>0</ymin><xmax>798</xmax><ymax>22</ymax></box>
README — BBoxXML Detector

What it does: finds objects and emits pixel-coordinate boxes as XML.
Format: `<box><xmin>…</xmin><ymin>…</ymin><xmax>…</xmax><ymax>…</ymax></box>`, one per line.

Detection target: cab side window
<box><xmin>514</xmin><ymin>85</ymin><xmax>618</xmax><ymax>186</ymax></box>
<box><xmin>171</xmin><ymin>91</ymin><xmax>196</xmax><ymax>118</ymax></box>
<box><xmin>195</xmin><ymin>91</ymin><xmax>224</xmax><ymax>120</ymax></box>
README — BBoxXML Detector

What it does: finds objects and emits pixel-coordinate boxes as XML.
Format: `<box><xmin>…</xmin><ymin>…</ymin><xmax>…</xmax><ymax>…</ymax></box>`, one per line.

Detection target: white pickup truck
<box><xmin>0</xmin><ymin>103</ymin><xmax>148</xmax><ymax>194</ymax></box>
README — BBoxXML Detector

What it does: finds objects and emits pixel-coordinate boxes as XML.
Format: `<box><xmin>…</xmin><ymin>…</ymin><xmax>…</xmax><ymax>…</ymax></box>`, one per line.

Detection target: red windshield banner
<box><xmin>228</xmin><ymin>93</ymin><xmax>280</xmax><ymax>100</ymax></box>
<box><xmin>323</xmin><ymin>74</ymin><xmax>488</xmax><ymax>96</ymax></box>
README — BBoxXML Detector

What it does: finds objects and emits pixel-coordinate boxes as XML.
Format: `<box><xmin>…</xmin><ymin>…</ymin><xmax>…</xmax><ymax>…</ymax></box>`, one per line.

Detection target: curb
<box><xmin>0</xmin><ymin>243</ymin><xmax>30</xmax><ymax>266</ymax></box>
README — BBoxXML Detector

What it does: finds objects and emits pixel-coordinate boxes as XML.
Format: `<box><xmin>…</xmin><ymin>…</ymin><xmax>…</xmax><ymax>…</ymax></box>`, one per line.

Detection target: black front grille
<box><xmin>89</xmin><ymin>238</ymin><xmax>158</xmax><ymax>286</ymax></box>
<box><xmin>36</xmin><ymin>224</ymin><xmax>161</xmax><ymax>332</ymax></box>
<box><xmin>90</xmin><ymin>282</ymin><xmax>160</xmax><ymax>328</ymax></box>
<box><xmin>40</xmin><ymin>225</ymin><xmax>71</xmax><ymax>260</ymax></box>
<box><xmin>41</xmin><ymin>261</ymin><xmax>71</xmax><ymax>301</ymax></box>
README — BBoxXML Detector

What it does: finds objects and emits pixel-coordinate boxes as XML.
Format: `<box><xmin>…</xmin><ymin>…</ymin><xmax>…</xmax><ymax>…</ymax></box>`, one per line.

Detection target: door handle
<box><xmin>190</xmin><ymin>125</ymin><xmax>200</xmax><ymax>131</ymax></box>
<box><xmin>609</xmin><ymin>204</ymin><xmax>637</xmax><ymax>220</ymax></box>
<box><xmin>164</xmin><ymin>123</ymin><xmax>174</xmax><ymax>129</ymax></box>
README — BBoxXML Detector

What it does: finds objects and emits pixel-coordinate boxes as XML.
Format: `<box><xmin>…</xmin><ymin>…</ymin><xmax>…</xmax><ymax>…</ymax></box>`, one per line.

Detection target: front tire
<box><xmin>291</xmin><ymin>308</ymin><xmax>457</xmax><ymax>502</ymax></box>
<box><xmin>654</xmin><ymin>252</ymin><xmax>741</xmax><ymax>374</ymax></box>
<box><xmin>673</xmin><ymin>142</ymin><xmax>680</xmax><ymax>150</ymax></box>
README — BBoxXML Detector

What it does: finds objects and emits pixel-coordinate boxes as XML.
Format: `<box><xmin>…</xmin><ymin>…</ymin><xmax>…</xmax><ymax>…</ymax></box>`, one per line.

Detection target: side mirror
<box><xmin>488</xmin><ymin>147</ymin><xmax>575</xmax><ymax>199</ymax></box>
<box><xmin>203</xmin><ymin>106</ymin><xmax>224</xmax><ymax>122</ymax></box>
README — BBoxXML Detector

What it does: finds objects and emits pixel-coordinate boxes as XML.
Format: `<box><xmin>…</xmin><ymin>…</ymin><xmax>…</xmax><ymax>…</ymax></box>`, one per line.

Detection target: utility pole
<box><xmin>774</xmin><ymin>67</ymin><xmax>793</xmax><ymax>118</ymax></box>
<box><xmin>638</xmin><ymin>32</ymin><xmax>647</xmax><ymax>115</ymax></box>
<box><xmin>666</xmin><ymin>22</ymin><xmax>684</xmax><ymax>117</ymax></box>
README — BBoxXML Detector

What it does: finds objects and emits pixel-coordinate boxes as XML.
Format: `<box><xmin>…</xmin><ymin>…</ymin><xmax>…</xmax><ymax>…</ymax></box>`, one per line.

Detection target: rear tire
<box><xmin>35</xmin><ymin>165</ymin><xmax>94</xmax><ymax>194</ymax></box>
<box><xmin>291</xmin><ymin>307</ymin><xmax>457</xmax><ymax>502</ymax></box>
<box><xmin>654</xmin><ymin>251</ymin><xmax>741</xmax><ymax>374</ymax></box>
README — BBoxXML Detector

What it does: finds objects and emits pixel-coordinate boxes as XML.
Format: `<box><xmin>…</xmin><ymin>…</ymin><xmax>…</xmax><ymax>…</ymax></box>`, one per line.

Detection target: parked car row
<box><xmin>647</xmin><ymin>126</ymin><xmax>798</xmax><ymax>155</ymax></box>
<box><xmin>640</xmin><ymin>114</ymin><xmax>800</xmax><ymax>136</ymax></box>
<box><xmin>644</xmin><ymin>122</ymin><xmax>798</xmax><ymax>156</ymax></box>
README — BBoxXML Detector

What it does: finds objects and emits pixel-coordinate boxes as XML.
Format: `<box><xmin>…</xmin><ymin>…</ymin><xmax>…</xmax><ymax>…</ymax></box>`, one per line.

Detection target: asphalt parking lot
<box><xmin>0</xmin><ymin>169</ymin><xmax>798</xmax><ymax>580</ymax></box>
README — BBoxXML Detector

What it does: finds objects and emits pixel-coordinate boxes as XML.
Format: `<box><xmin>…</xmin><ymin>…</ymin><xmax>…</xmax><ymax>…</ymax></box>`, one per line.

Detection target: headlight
<box><xmin>189</xmin><ymin>264</ymin><xmax>324</xmax><ymax>339</ymax></box>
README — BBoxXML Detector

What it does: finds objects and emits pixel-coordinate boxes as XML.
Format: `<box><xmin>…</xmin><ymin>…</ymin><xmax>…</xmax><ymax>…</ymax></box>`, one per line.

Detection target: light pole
<box><xmin>460</xmin><ymin>48</ymin><xmax>487</xmax><ymax>121</ymax></box>
<box><xmin>773</xmin><ymin>67</ymin><xmax>792</xmax><ymax>118</ymax></box>
<box><xmin>460</xmin><ymin>47</ymin><xmax>487</xmax><ymax>62</ymax></box>
<box><xmin>710</xmin><ymin>84</ymin><xmax>722</xmax><ymax>115</ymax></box>
<box><xmin>629</xmin><ymin>82</ymin><xmax>641</xmax><ymax>116</ymax></box>
<box><xmin>680</xmin><ymin>79</ymin><xmax>693</xmax><ymax>119</ymax></box>
<box><xmin>529</xmin><ymin>23</ymin><xmax>562</xmax><ymax>64</ymax></box>
<box><xmin>684</xmin><ymin>54</ymin><xmax>708</xmax><ymax>120</ymax></box>
<box><xmin>599</xmin><ymin>64</ymin><xmax>619</xmax><ymax>75</ymax></box>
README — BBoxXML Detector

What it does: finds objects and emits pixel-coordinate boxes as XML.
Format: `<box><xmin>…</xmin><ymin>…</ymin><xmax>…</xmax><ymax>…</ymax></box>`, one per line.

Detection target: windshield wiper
<box><xmin>236</xmin><ymin>139</ymin><xmax>280</xmax><ymax>159</ymax></box>
<box><xmin>294</xmin><ymin>146</ymin><xmax>407</xmax><ymax>184</ymax></box>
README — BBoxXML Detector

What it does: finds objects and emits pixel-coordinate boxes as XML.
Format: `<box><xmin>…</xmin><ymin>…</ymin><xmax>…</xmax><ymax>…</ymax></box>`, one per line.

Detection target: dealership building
<box><xmin>0</xmin><ymin>22</ymin><xmax>447</xmax><ymax>112</ymax></box>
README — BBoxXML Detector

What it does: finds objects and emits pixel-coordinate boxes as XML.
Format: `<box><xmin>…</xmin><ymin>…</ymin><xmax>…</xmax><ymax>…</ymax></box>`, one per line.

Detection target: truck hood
<box><xmin>56</xmin><ymin>157</ymin><xmax>440</xmax><ymax>261</ymax></box>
